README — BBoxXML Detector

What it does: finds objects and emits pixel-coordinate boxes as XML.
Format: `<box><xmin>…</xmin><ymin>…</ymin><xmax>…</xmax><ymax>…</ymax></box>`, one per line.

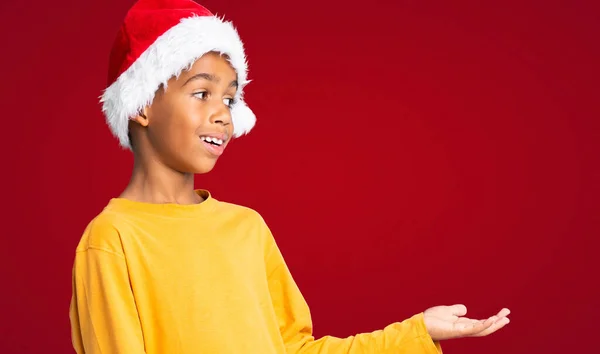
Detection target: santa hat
<box><xmin>100</xmin><ymin>0</ymin><xmax>255</xmax><ymax>149</ymax></box>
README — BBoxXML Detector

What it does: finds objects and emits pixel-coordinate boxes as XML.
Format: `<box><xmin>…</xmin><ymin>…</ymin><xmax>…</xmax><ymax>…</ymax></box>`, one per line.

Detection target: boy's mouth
<box><xmin>200</xmin><ymin>135</ymin><xmax>227</xmax><ymax>156</ymax></box>
<box><xmin>200</xmin><ymin>136</ymin><xmax>224</xmax><ymax>146</ymax></box>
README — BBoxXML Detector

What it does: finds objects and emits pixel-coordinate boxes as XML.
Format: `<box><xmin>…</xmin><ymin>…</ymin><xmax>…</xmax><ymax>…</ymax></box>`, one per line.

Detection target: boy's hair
<box><xmin>100</xmin><ymin>0</ymin><xmax>257</xmax><ymax>150</ymax></box>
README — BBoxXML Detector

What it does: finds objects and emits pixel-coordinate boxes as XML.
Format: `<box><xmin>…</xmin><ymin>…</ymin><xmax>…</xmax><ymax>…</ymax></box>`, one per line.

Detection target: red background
<box><xmin>1</xmin><ymin>0</ymin><xmax>598</xmax><ymax>353</ymax></box>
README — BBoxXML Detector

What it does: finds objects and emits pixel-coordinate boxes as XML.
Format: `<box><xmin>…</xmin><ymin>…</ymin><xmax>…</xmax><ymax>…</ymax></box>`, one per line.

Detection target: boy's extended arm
<box><xmin>265</xmin><ymin>235</ymin><xmax>442</xmax><ymax>354</ymax></box>
<box><xmin>70</xmin><ymin>247</ymin><xmax>146</xmax><ymax>353</ymax></box>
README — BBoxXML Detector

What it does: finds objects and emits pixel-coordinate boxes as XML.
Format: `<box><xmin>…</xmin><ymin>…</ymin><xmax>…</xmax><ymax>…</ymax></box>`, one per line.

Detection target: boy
<box><xmin>69</xmin><ymin>0</ymin><xmax>510</xmax><ymax>353</ymax></box>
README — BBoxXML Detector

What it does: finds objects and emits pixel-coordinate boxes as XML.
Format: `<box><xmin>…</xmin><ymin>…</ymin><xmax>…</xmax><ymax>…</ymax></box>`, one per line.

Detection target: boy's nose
<box><xmin>210</xmin><ymin>105</ymin><xmax>232</xmax><ymax>126</ymax></box>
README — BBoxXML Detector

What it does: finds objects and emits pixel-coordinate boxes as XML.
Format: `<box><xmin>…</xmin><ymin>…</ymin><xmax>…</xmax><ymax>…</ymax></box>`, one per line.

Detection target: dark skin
<box><xmin>120</xmin><ymin>52</ymin><xmax>237</xmax><ymax>205</ymax></box>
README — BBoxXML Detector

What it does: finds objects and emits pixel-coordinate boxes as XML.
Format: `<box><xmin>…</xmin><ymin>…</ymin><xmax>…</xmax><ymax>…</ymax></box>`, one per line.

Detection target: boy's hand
<box><xmin>424</xmin><ymin>304</ymin><xmax>510</xmax><ymax>341</ymax></box>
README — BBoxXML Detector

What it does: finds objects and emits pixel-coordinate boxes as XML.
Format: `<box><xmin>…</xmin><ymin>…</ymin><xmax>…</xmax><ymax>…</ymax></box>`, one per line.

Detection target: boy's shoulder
<box><xmin>75</xmin><ymin>208</ymin><xmax>128</xmax><ymax>256</ymax></box>
<box><xmin>214</xmin><ymin>198</ymin><xmax>265</xmax><ymax>220</ymax></box>
<box><xmin>213</xmin><ymin>198</ymin><xmax>272</xmax><ymax>231</ymax></box>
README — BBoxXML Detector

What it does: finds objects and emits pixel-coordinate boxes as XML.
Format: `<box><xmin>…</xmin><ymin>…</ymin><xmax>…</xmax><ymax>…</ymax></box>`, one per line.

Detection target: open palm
<box><xmin>424</xmin><ymin>304</ymin><xmax>511</xmax><ymax>341</ymax></box>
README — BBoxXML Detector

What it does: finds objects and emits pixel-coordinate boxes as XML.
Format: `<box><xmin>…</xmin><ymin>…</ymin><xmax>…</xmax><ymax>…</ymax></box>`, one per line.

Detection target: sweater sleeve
<box><xmin>265</xmin><ymin>234</ymin><xmax>443</xmax><ymax>354</ymax></box>
<box><xmin>69</xmin><ymin>247</ymin><xmax>146</xmax><ymax>353</ymax></box>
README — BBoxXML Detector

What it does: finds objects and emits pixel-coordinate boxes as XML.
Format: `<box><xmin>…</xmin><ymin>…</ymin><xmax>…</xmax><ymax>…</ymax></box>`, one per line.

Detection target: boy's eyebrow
<box><xmin>182</xmin><ymin>73</ymin><xmax>238</xmax><ymax>88</ymax></box>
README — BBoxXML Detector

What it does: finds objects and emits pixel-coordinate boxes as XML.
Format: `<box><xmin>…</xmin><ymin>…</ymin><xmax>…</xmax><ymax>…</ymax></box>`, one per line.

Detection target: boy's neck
<box><xmin>119</xmin><ymin>157</ymin><xmax>203</xmax><ymax>205</ymax></box>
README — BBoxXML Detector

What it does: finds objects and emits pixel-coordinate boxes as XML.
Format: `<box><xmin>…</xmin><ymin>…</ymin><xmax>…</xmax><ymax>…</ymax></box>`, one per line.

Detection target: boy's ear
<box><xmin>131</xmin><ymin>106</ymin><xmax>150</xmax><ymax>127</ymax></box>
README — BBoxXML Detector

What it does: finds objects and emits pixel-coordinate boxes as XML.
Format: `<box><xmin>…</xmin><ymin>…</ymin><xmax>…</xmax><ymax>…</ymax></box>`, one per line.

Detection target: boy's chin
<box><xmin>190</xmin><ymin>159</ymin><xmax>218</xmax><ymax>174</ymax></box>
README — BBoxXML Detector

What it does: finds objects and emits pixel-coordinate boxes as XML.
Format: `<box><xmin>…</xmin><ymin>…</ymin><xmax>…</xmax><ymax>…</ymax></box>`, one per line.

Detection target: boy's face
<box><xmin>133</xmin><ymin>52</ymin><xmax>238</xmax><ymax>174</ymax></box>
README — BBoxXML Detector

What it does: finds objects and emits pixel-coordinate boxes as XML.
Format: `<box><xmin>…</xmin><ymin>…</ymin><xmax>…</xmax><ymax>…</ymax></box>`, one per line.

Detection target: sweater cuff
<box><xmin>411</xmin><ymin>312</ymin><xmax>443</xmax><ymax>354</ymax></box>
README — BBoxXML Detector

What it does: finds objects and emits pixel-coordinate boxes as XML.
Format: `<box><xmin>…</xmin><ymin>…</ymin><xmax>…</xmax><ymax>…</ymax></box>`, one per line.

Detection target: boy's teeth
<box><xmin>201</xmin><ymin>136</ymin><xmax>223</xmax><ymax>145</ymax></box>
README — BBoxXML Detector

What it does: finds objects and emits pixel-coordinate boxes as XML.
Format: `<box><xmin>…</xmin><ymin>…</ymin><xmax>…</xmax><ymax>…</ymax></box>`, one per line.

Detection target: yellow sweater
<box><xmin>69</xmin><ymin>190</ymin><xmax>442</xmax><ymax>353</ymax></box>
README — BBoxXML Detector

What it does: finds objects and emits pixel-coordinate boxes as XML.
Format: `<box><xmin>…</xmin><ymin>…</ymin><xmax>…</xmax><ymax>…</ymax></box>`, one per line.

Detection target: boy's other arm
<box><xmin>265</xmin><ymin>235</ymin><xmax>442</xmax><ymax>354</ymax></box>
<box><xmin>70</xmin><ymin>236</ymin><xmax>146</xmax><ymax>353</ymax></box>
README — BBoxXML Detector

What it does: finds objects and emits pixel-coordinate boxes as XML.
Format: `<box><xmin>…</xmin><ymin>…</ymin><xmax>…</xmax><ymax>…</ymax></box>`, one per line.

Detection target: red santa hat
<box><xmin>100</xmin><ymin>0</ymin><xmax>255</xmax><ymax>149</ymax></box>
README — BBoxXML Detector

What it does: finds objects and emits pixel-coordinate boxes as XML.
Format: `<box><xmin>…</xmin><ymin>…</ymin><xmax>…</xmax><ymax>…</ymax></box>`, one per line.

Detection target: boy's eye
<box><xmin>223</xmin><ymin>98</ymin><xmax>235</xmax><ymax>108</ymax></box>
<box><xmin>193</xmin><ymin>91</ymin><xmax>207</xmax><ymax>99</ymax></box>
